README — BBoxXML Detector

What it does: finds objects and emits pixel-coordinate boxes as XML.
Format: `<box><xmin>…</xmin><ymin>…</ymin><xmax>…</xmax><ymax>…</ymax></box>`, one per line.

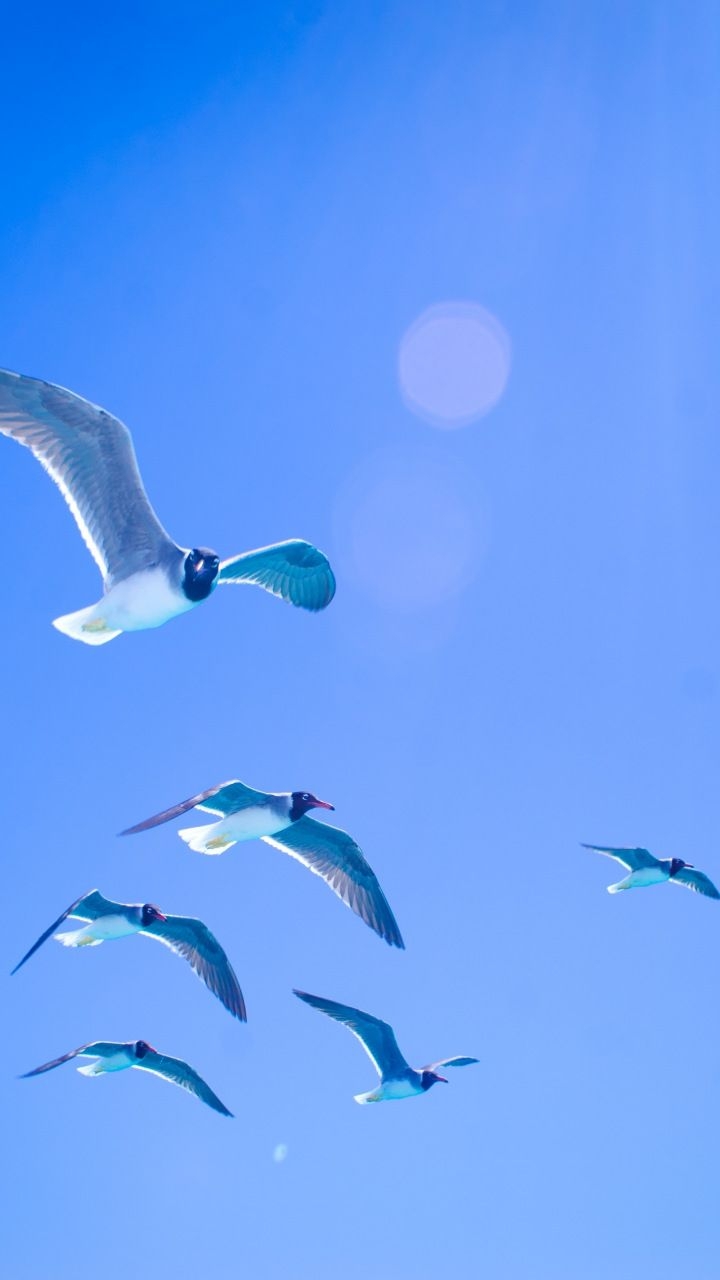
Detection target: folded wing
<box><xmin>0</xmin><ymin>369</ymin><xmax>176</xmax><ymax>587</ymax></box>
<box><xmin>263</xmin><ymin>817</ymin><xmax>404</xmax><ymax>948</ymax></box>
<box><xmin>293</xmin><ymin>990</ymin><xmax>408</xmax><ymax>1079</ymax></box>
<box><xmin>218</xmin><ymin>539</ymin><xmax>336</xmax><ymax>611</ymax></box>
<box><xmin>141</xmin><ymin>914</ymin><xmax>247</xmax><ymax>1020</ymax></box>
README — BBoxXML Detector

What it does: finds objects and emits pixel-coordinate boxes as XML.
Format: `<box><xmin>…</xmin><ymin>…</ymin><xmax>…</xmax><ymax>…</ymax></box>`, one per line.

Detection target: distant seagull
<box><xmin>582</xmin><ymin>843</ymin><xmax>720</xmax><ymax>898</ymax></box>
<box><xmin>0</xmin><ymin>368</ymin><xmax>335</xmax><ymax>644</ymax></box>
<box><xmin>20</xmin><ymin>1040</ymin><xmax>232</xmax><ymax>1116</ymax></box>
<box><xmin>293</xmin><ymin>990</ymin><xmax>478</xmax><ymax>1104</ymax></box>
<box><xmin>11</xmin><ymin>889</ymin><xmax>246</xmax><ymax>1020</ymax></box>
<box><xmin>121</xmin><ymin>780</ymin><xmax>404</xmax><ymax>948</ymax></box>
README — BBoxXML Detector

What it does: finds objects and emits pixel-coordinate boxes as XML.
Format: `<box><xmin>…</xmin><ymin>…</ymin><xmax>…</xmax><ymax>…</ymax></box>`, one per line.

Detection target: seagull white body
<box><xmin>55</xmin><ymin>566</ymin><xmax>198</xmax><ymax>644</ymax></box>
<box><xmin>56</xmin><ymin>913</ymin><xmax>142</xmax><ymax>947</ymax></box>
<box><xmin>294</xmin><ymin>990</ymin><xmax>478</xmax><ymax>1105</ymax></box>
<box><xmin>122</xmin><ymin>780</ymin><xmax>404</xmax><ymax>948</ymax></box>
<box><xmin>178</xmin><ymin>796</ymin><xmax>294</xmax><ymax>853</ymax></box>
<box><xmin>77</xmin><ymin>1047</ymin><xmax>136</xmax><ymax>1076</ymax></box>
<box><xmin>0</xmin><ymin>368</ymin><xmax>336</xmax><ymax>645</ymax></box>
<box><xmin>582</xmin><ymin>843</ymin><xmax>720</xmax><ymax>899</ymax></box>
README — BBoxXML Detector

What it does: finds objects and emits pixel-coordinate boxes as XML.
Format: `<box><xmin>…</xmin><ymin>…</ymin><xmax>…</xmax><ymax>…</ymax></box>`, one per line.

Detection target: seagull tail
<box><xmin>177</xmin><ymin>823</ymin><xmax>235</xmax><ymax>855</ymax></box>
<box><xmin>54</xmin><ymin>929</ymin><xmax>102</xmax><ymax>948</ymax></box>
<box><xmin>52</xmin><ymin>604</ymin><xmax>122</xmax><ymax>646</ymax></box>
<box><xmin>354</xmin><ymin>1090</ymin><xmax>381</xmax><ymax>1105</ymax></box>
<box><xmin>77</xmin><ymin>1061</ymin><xmax>106</xmax><ymax>1076</ymax></box>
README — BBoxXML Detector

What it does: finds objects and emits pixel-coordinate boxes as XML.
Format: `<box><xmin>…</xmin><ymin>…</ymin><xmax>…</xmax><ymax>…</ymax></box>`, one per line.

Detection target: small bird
<box><xmin>20</xmin><ymin>1040</ymin><xmax>232</xmax><ymax>1116</ymax></box>
<box><xmin>121</xmin><ymin>780</ymin><xmax>404</xmax><ymax>948</ymax></box>
<box><xmin>0</xmin><ymin>368</ymin><xmax>335</xmax><ymax>644</ymax></box>
<box><xmin>11</xmin><ymin>889</ymin><xmax>246</xmax><ymax>1020</ymax></box>
<box><xmin>582</xmin><ymin>843</ymin><xmax>720</xmax><ymax>898</ymax></box>
<box><xmin>293</xmin><ymin>990</ymin><xmax>478</xmax><ymax>1104</ymax></box>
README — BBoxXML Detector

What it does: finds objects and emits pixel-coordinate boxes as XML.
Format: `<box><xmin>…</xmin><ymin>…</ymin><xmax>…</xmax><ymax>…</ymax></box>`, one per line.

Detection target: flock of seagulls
<box><xmin>2</xmin><ymin>365</ymin><xmax>716</xmax><ymax>1116</ymax></box>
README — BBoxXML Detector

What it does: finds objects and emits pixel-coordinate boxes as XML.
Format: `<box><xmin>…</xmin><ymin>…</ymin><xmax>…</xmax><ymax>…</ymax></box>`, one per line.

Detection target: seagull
<box><xmin>121</xmin><ymin>781</ymin><xmax>403</xmax><ymax>948</ymax></box>
<box><xmin>582</xmin><ymin>843</ymin><xmax>720</xmax><ymax>898</ymax></box>
<box><xmin>19</xmin><ymin>1040</ymin><xmax>232</xmax><ymax>1116</ymax></box>
<box><xmin>11</xmin><ymin>889</ymin><xmax>247</xmax><ymax>1020</ymax></box>
<box><xmin>293</xmin><ymin>991</ymin><xmax>478</xmax><ymax>1103</ymax></box>
<box><xmin>0</xmin><ymin>368</ymin><xmax>335</xmax><ymax>644</ymax></box>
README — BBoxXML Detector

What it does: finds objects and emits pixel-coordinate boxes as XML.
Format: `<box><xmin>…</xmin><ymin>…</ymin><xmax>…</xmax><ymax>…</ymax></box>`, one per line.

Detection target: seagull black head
<box><xmin>183</xmin><ymin>547</ymin><xmax>220</xmax><ymax>602</ymax></box>
<box><xmin>133</xmin><ymin>1040</ymin><xmax>156</xmax><ymax>1059</ymax></box>
<box><xmin>290</xmin><ymin>791</ymin><xmax>336</xmax><ymax>822</ymax></box>
<box><xmin>141</xmin><ymin>904</ymin><xmax>168</xmax><ymax>926</ymax></box>
<box><xmin>669</xmin><ymin>857</ymin><xmax>693</xmax><ymax>876</ymax></box>
<box><xmin>420</xmin><ymin>1069</ymin><xmax>448</xmax><ymax>1090</ymax></box>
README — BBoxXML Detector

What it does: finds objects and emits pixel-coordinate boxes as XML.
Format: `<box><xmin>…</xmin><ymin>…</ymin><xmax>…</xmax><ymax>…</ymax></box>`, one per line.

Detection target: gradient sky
<box><xmin>2</xmin><ymin>3</ymin><xmax>720</xmax><ymax>1277</ymax></box>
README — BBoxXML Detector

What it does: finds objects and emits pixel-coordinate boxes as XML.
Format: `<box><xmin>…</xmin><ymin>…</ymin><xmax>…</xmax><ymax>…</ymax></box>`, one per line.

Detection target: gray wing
<box><xmin>670</xmin><ymin>868</ymin><xmax>720</xmax><ymax>899</ymax></box>
<box><xmin>141</xmin><ymin>915</ymin><xmax>247</xmax><ymax>1021</ymax></box>
<box><xmin>0</xmin><ymin>368</ymin><xmax>176</xmax><ymax>587</ymax></box>
<box><xmin>119</xmin><ymin>779</ymin><xmax>268</xmax><ymax>834</ymax></box>
<box><xmin>581</xmin><ymin>844</ymin><xmax>660</xmax><ymax>872</ymax></box>
<box><xmin>218</xmin><ymin>539</ymin><xmax>336</xmax><ymax>611</ymax></box>
<box><xmin>263</xmin><ymin>817</ymin><xmax>404</xmax><ymax>948</ymax></box>
<box><xmin>425</xmin><ymin>1056</ymin><xmax>480</xmax><ymax>1071</ymax></box>
<box><xmin>19</xmin><ymin>1041</ymin><xmax>124</xmax><ymax>1077</ymax></box>
<box><xmin>134</xmin><ymin>1050</ymin><xmax>232</xmax><ymax>1116</ymax></box>
<box><xmin>293</xmin><ymin>990</ymin><xmax>409</xmax><ymax>1079</ymax></box>
<box><xmin>11</xmin><ymin>890</ymin><xmax>123</xmax><ymax>974</ymax></box>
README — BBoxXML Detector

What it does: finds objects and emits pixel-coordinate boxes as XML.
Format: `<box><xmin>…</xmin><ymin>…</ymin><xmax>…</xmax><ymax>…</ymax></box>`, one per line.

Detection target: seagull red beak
<box><xmin>155</xmin><ymin>910</ymin><xmax>168</xmax><ymax>922</ymax></box>
<box><xmin>311</xmin><ymin>798</ymin><xmax>335</xmax><ymax>811</ymax></box>
<box><xmin>436</xmin><ymin>1074</ymin><xmax>448</xmax><ymax>1083</ymax></box>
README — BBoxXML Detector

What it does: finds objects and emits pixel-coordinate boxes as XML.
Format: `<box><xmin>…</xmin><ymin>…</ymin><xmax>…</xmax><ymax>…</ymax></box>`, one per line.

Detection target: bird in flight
<box><xmin>121</xmin><ymin>780</ymin><xmax>404</xmax><ymax>948</ymax></box>
<box><xmin>19</xmin><ymin>1039</ymin><xmax>232</xmax><ymax>1115</ymax></box>
<box><xmin>0</xmin><ymin>368</ymin><xmax>335</xmax><ymax>644</ymax></box>
<box><xmin>293</xmin><ymin>990</ymin><xmax>478</xmax><ymax>1104</ymax></box>
<box><xmin>11</xmin><ymin>889</ymin><xmax>246</xmax><ymax>1021</ymax></box>
<box><xmin>582</xmin><ymin>843</ymin><xmax>720</xmax><ymax>898</ymax></box>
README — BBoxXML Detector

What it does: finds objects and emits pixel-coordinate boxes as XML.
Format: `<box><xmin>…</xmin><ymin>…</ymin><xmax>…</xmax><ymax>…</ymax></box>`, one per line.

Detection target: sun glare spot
<box><xmin>398</xmin><ymin>301</ymin><xmax>511</xmax><ymax>428</ymax></box>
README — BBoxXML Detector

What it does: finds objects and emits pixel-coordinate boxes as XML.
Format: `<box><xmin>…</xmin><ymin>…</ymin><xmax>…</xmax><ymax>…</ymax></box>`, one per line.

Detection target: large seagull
<box><xmin>0</xmin><ymin>368</ymin><xmax>335</xmax><ymax>644</ymax></box>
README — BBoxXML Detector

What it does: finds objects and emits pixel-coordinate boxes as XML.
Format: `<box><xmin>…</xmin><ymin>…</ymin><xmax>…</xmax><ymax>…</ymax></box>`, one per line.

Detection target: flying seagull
<box><xmin>11</xmin><ymin>889</ymin><xmax>246</xmax><ymax>1020</ymax></box>
<box><xmin>20</xmin><ymin>1040</ymin><xmax>232</xmax><ymax>1116</ymax></box>
<box><xmin>0</xmin><ymin>368</ymin><xmax>335</xmax><ymax>644</ymax></box>
<box><xmin>121</xmin><ymin>780</ymin><xmax>403</xmax><ymax>949</ymax></box>
<box><xmin>582</xmin><ymin>843</ymin><xmax>720</xmax><ymax>898</ymax></box>
<box><xmin>293</xmin><ymin>990</ymin><xmax>478</xmax><ymax>1104</ymax></box>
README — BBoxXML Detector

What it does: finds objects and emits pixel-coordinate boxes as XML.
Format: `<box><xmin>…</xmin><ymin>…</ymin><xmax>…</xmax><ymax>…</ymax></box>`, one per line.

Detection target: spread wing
<box><xmin>11</xmin><ymin>890</ymin><xmax>122</xmax><ymax>975</ymax></box>
<box><xmin>120</xmin><ymin>779</ymin><xmax>268</xmax><ymax>834</ymax></box>
<box><xmin>425</xmin><ymin>1056</ymin><xmax>480</xmax><ymax>1071</ymax></box>
<box><xmin>263</xmin><ymin>817</ymin><xmax>404</xmax><ymax>948</ymax></box>
<box><xmin>0</xmin><ymin>368</ymin><xmax>176</xmax><ymax>587</ymax></box>
<box><xmin>581</xmin><ymin>844</ymin><xmax>660</xmax><ymax>872</ymax></box>
<box><xmin>134</xmin><ymin>1050</ymin><xmax>232</xmax><ymax>1116</ymax></box>
<box><xmin>19</xmin><ymin>1041</ymin><xmax>124</xmax><ymax>1077</ymax></box>
<box><xmin>141</xmin><ymin>915</ymin><xmax>247</xmax><ymax>1020</ymax></box>
<box><xmin>293</xmin><ymin>990</ymin><xmax>409</xmax><ymax>1079</ymax></box>
<box><xmin>670</xmin><ymin>867</ymin><xmax>720</xmax><ymax>899</ymax></box>
<box><xmin>218</xmin><ymin>539</ymin><xmax>336</xmax><ymax>611</ymax></box>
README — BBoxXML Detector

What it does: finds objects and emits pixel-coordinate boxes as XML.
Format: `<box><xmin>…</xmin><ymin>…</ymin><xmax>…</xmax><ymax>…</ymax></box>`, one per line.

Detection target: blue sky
<box><xmin>2</xmin><ymin>2</ymin><xmax>720</xmax><ymax>1276</ymax></box>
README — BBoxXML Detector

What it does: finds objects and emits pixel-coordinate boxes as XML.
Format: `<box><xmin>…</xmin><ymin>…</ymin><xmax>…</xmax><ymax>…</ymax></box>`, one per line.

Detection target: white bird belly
<box><xmin>626</xmin><ymin>868</ymin><xmax>668</xmax><ymax>889</ymax></box>
<box><xmin>355</xmin><ymin>1078</ymin><xmax>423</xmax><ymax>1103</ymax></box>
<box><xmin>101</xmin><ymin>570</ymin><xmax>196</xmax><ymax>632</ymax></box>
<box><xmin>85</xmin><ymin>915</ymin><xmax>140</xmax><ymax>942</ymax></box>
<box><xmin>78</xmin><ymin>1050</ymin><xmax>133</xmax><ymax>1075</ymax></box>
<box><xmin>220</xmin><ymin>807</ymin><xmax>293</xmax><ymax>843</ymax></box>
